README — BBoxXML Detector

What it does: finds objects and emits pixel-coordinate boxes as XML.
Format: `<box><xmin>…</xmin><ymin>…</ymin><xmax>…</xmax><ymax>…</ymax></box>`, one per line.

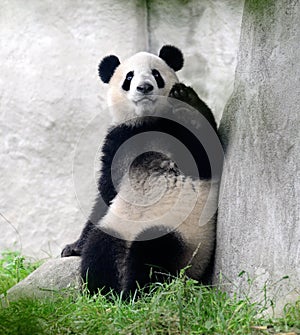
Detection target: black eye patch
<box><xmin>152</xmin><ymin>69</ymin><xmax>165</xmax><ymax>89</ymax></box>
<box><xmin>122</xmin><ymin>71</ymin><xmax>134</xmax><ymax>91</ymax></box>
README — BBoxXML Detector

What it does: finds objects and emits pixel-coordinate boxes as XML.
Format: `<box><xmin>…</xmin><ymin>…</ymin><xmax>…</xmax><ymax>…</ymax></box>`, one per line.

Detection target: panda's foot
<box><xmin>61</xmin><ymin>241</ymin><xmax>82</xmax><ymax>257</ymax></box>
<box><xmin>169</xmin><ymin>83</ymin><xmax>201</xmax><ymax>110</ymax></box>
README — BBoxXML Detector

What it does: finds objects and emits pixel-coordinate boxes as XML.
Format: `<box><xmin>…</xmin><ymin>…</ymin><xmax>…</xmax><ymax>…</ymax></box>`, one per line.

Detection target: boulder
<box><xmin>1</xmin><ymin>257</ymin><xmax>81</xmax><ymax>305</ymax></box>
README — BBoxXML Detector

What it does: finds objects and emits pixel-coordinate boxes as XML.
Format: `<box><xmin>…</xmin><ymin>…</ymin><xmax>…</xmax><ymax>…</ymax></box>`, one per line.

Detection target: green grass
<box><xmin>0</xmin><ymin>250</ymin><xmax>42</xmax><ymax>294</ymax></box>
<box><xmin>0</xmin><ymin>251</ymin><xmax>299</xmax><ymax>335</ymax></box>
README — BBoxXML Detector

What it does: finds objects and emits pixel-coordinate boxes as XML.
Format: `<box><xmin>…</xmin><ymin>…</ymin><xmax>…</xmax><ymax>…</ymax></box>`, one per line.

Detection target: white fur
<box><xmin>107</xmin><ymin>52</ymin><xmax>179</xmax><ymax>123</ymax></box>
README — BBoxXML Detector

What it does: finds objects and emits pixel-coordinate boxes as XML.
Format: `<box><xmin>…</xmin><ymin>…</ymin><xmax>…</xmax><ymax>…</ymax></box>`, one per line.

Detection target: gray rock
<box><xmin>214</xmin><ymin>0</ymin><xmax>300</xmax><ymax>312</ymax></box>
<box><xmin>1</xmin><ymin>257</ymin><xmax>81</xmax><ymax>305</ymax></box>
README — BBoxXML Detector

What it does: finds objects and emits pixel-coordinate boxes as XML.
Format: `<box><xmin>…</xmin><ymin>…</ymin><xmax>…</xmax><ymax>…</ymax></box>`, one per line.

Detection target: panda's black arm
<box><xmin>61</xmin><ymin>189</ymin><xmax>110</xmax><ymax>257</ymax></box>
<box><xmin>61</xmin><ymin>220</ymin><xmax>95</xmax><ymax>257</ymax></box>
<box><xmin>169</xmin><ymin>83</ymin><xmax>217</xmax><ymax>131</ymax></box>
<box><xmin>97</xmin><ymin>124</ymin><xmax>135</xmax><ymax>205</ymax></box>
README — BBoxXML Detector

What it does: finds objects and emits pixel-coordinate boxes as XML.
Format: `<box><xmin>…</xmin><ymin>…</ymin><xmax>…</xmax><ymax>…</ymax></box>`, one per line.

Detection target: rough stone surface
<box><xmin>0</xmin><ymin>0</ymin><xmax>146</xmax><ymax>257</ymax></box>
<box><xmin>0</xmin><ymin>1</ymin><xmax>243</xmax><ymax>258</ymax></box>
<box><xmin>2</xmin><ymin>257</ymin><xmax>81</xmax><ymax>304</ymax></box>
<box><xmin>149</xmin><ymin>0</ymin><xmax>244</xmax><ymax>124</ymax></box>
<box><xmin>215</xmin><ymin>0</ymin><xmax>300</xmax><ymax>309</ymax></box>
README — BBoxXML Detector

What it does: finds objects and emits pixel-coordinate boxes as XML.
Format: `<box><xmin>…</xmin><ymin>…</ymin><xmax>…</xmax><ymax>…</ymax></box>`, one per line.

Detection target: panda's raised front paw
<box><xmin>61</xmin><ymin>242</ymin><xmax>82</xmax><ymax>257</ymax></box>
<box><xmin>169</xmin><ymin>83</ymin><xmax>200</xmax><ymax>109</ymax></box>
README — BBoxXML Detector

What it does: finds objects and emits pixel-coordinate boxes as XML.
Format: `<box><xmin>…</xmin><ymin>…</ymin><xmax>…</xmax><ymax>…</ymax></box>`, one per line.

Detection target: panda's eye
<box><xmin>126</xmin><ymin>71</ymin><xmax>134</xmax><ymax>81</ymax></box>
<box><xmin>152</xmin><ymin>69</ymin><xmax>165</xmax><ymax>89</ymax></box>
<box><xmin>152</xmin><ymin>69</ymin><xmax>160</xmax><ymax>78</ymax></box>
<box><xmin>122</xmin><ymin>71</ymin><xmax>134</xmax><ymax>91</ymax></box>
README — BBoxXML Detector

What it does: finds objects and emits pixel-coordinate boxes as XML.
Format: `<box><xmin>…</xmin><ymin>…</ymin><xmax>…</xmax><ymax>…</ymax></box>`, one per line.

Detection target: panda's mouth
<box><xmin>134</xmin><ymin>96</ymin><xmax>157</xmax><ymax>104</ymax></box>
<box><xmin>132</xmin><ymin>96</ymin><xmax>158</xmax><ymax>116</ymax></box>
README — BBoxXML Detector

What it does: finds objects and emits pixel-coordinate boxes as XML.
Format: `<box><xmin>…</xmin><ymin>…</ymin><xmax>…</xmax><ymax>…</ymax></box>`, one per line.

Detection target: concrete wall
<box><xmin>215</xmin><ymin>0</ymin><xmax>300</xmax><ymax>309</ymax></box>
<box><xmin>0</xmin><ymin>0</ymin><xmax>243</xmax><ymax>258</ymax></box>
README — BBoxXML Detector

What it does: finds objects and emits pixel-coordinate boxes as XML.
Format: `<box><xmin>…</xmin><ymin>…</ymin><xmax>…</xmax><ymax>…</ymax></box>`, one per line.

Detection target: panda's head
<box><xmin>98</xmin><ymin>45</ymin><xmax>184</xmax><ymax>123</ymax></box>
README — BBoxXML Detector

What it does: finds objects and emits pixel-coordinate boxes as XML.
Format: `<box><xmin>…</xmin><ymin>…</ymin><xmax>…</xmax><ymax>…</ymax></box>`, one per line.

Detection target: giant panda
<box><xmin>62</xmin><ymin>45</ymin><xmax>223</xmax><ymax>296</ymax></box>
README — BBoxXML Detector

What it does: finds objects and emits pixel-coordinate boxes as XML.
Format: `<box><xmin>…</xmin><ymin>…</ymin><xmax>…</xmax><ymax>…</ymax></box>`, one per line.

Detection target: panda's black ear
<box><xmin>159</xmin><ymin>45</ymin><xmax>184</xmax><ymax>72</ymax></box>
<box><xmin>98</xmin><ymin>55</ymin><xmax>120</xmax><ymax>83</ymax></box>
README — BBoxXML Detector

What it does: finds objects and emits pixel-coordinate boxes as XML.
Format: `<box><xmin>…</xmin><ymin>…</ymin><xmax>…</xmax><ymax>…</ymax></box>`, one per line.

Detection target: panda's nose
<box><xmin>137</xmin><ymin>83</ymin><xmax>154</xmax><ymax>94</ymax></box>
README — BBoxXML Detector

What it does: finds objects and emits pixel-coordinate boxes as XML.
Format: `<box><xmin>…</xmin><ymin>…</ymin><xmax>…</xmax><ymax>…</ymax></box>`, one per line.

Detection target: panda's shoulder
<box><xmin>103</xmin><ymin>118</ymin><xmax>158</xmax><ymax>144</ymax></box>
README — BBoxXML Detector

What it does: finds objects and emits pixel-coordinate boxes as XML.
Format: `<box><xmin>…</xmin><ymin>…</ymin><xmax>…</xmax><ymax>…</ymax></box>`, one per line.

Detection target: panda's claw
<box><xmin>169</xmin><ymin>83</ymin><xmax>199</xmax><ymax>107</ymax></box>
<box><xmin>169</xmin><ymin>83</ymin><xmax>183</xmax><ymax>99</ymax></box>
<box><xmin>170</xmin><ymin>83</ymin><xmax>217</xmax><ymax>130</ymax></box>
<box><xmin>61</xmin><ymin>242</ymin><xmax>81</xmax><ymax>257</ymax></box>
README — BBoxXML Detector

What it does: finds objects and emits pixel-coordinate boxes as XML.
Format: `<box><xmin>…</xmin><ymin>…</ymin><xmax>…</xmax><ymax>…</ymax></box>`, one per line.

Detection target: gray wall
<box><xmin>215</xmin><ymin>0</ymin><xmax>300</xmax><ymax>309</ymax></box>
<box><xmin>0</xmin><ymin>0</ymin><xmax>244</xmax><ymax>258</ymax></box>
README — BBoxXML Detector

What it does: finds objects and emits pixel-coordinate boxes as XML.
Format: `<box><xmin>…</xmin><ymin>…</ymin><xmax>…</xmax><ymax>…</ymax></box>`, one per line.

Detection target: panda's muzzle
<box><xmin>137</xmin><ymin>83</ymin><xmax>154</xmax><ymax>94</ymax></box>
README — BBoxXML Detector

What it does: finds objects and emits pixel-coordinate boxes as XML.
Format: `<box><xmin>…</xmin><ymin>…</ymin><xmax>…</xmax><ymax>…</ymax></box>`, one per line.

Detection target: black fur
<box><xmin>125</xmin><ymin>227</ymin><xmax>185</xmax><ymax>293</ymax></box>
<box><xmin>122</xmin><ymin>71</ymin><xmax>134</xmax><ymax>91</ymax></box>
<box><xmin>98</xmin><ymin>55</ymin><xmax>120</xmax><ymax>83</ymax></box>
<box><xmin>169</xmin><ymin>83</ymin><xmax>217</xmax><ymax>130</ymax></box>
<box><xmin>61</xmin><ymin>220</ymin><xmax>94</xmax><ymax>257</ymax></box>
<box><xmin>96</xmin><ymin>116</ymin><xmax>214</xmax><ymax>210</ymax></box>
<box><xmin>159</xmin><ymin>45</ymin><xmax>184</xmax><ymax>72</ymax></box>
<box><xmin>152</xmin><ymin>69</ymin><xmax>165</xmax><ymax>88</ymax></box>
<box><xmin>81</xmin><ymin>228</ymin><xmax>126</xmax><ymax>295</ymax></box>
<box><xmin>80</xmin><ymin>226</ymin><xmax>185</xmax><ymax>296</ymax></box>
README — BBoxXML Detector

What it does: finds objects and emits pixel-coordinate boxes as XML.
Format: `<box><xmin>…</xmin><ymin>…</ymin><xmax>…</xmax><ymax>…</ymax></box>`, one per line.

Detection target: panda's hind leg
<box><xmin>124</xmin><ymin>226</ymin><xmax>185</xmax><ymax>293</ymax></box>
<box><xmin>81</xmin><ymin>228</ymin><xmax>126</xmax><ymax>295</ymax></box>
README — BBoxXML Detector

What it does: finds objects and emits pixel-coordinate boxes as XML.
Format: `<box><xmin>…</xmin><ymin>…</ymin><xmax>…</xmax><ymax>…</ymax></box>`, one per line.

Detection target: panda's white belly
<box><xmin>98</xmin><ymin>162</ymin><xmax>218</xmax><ymax>277</ymax></box>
